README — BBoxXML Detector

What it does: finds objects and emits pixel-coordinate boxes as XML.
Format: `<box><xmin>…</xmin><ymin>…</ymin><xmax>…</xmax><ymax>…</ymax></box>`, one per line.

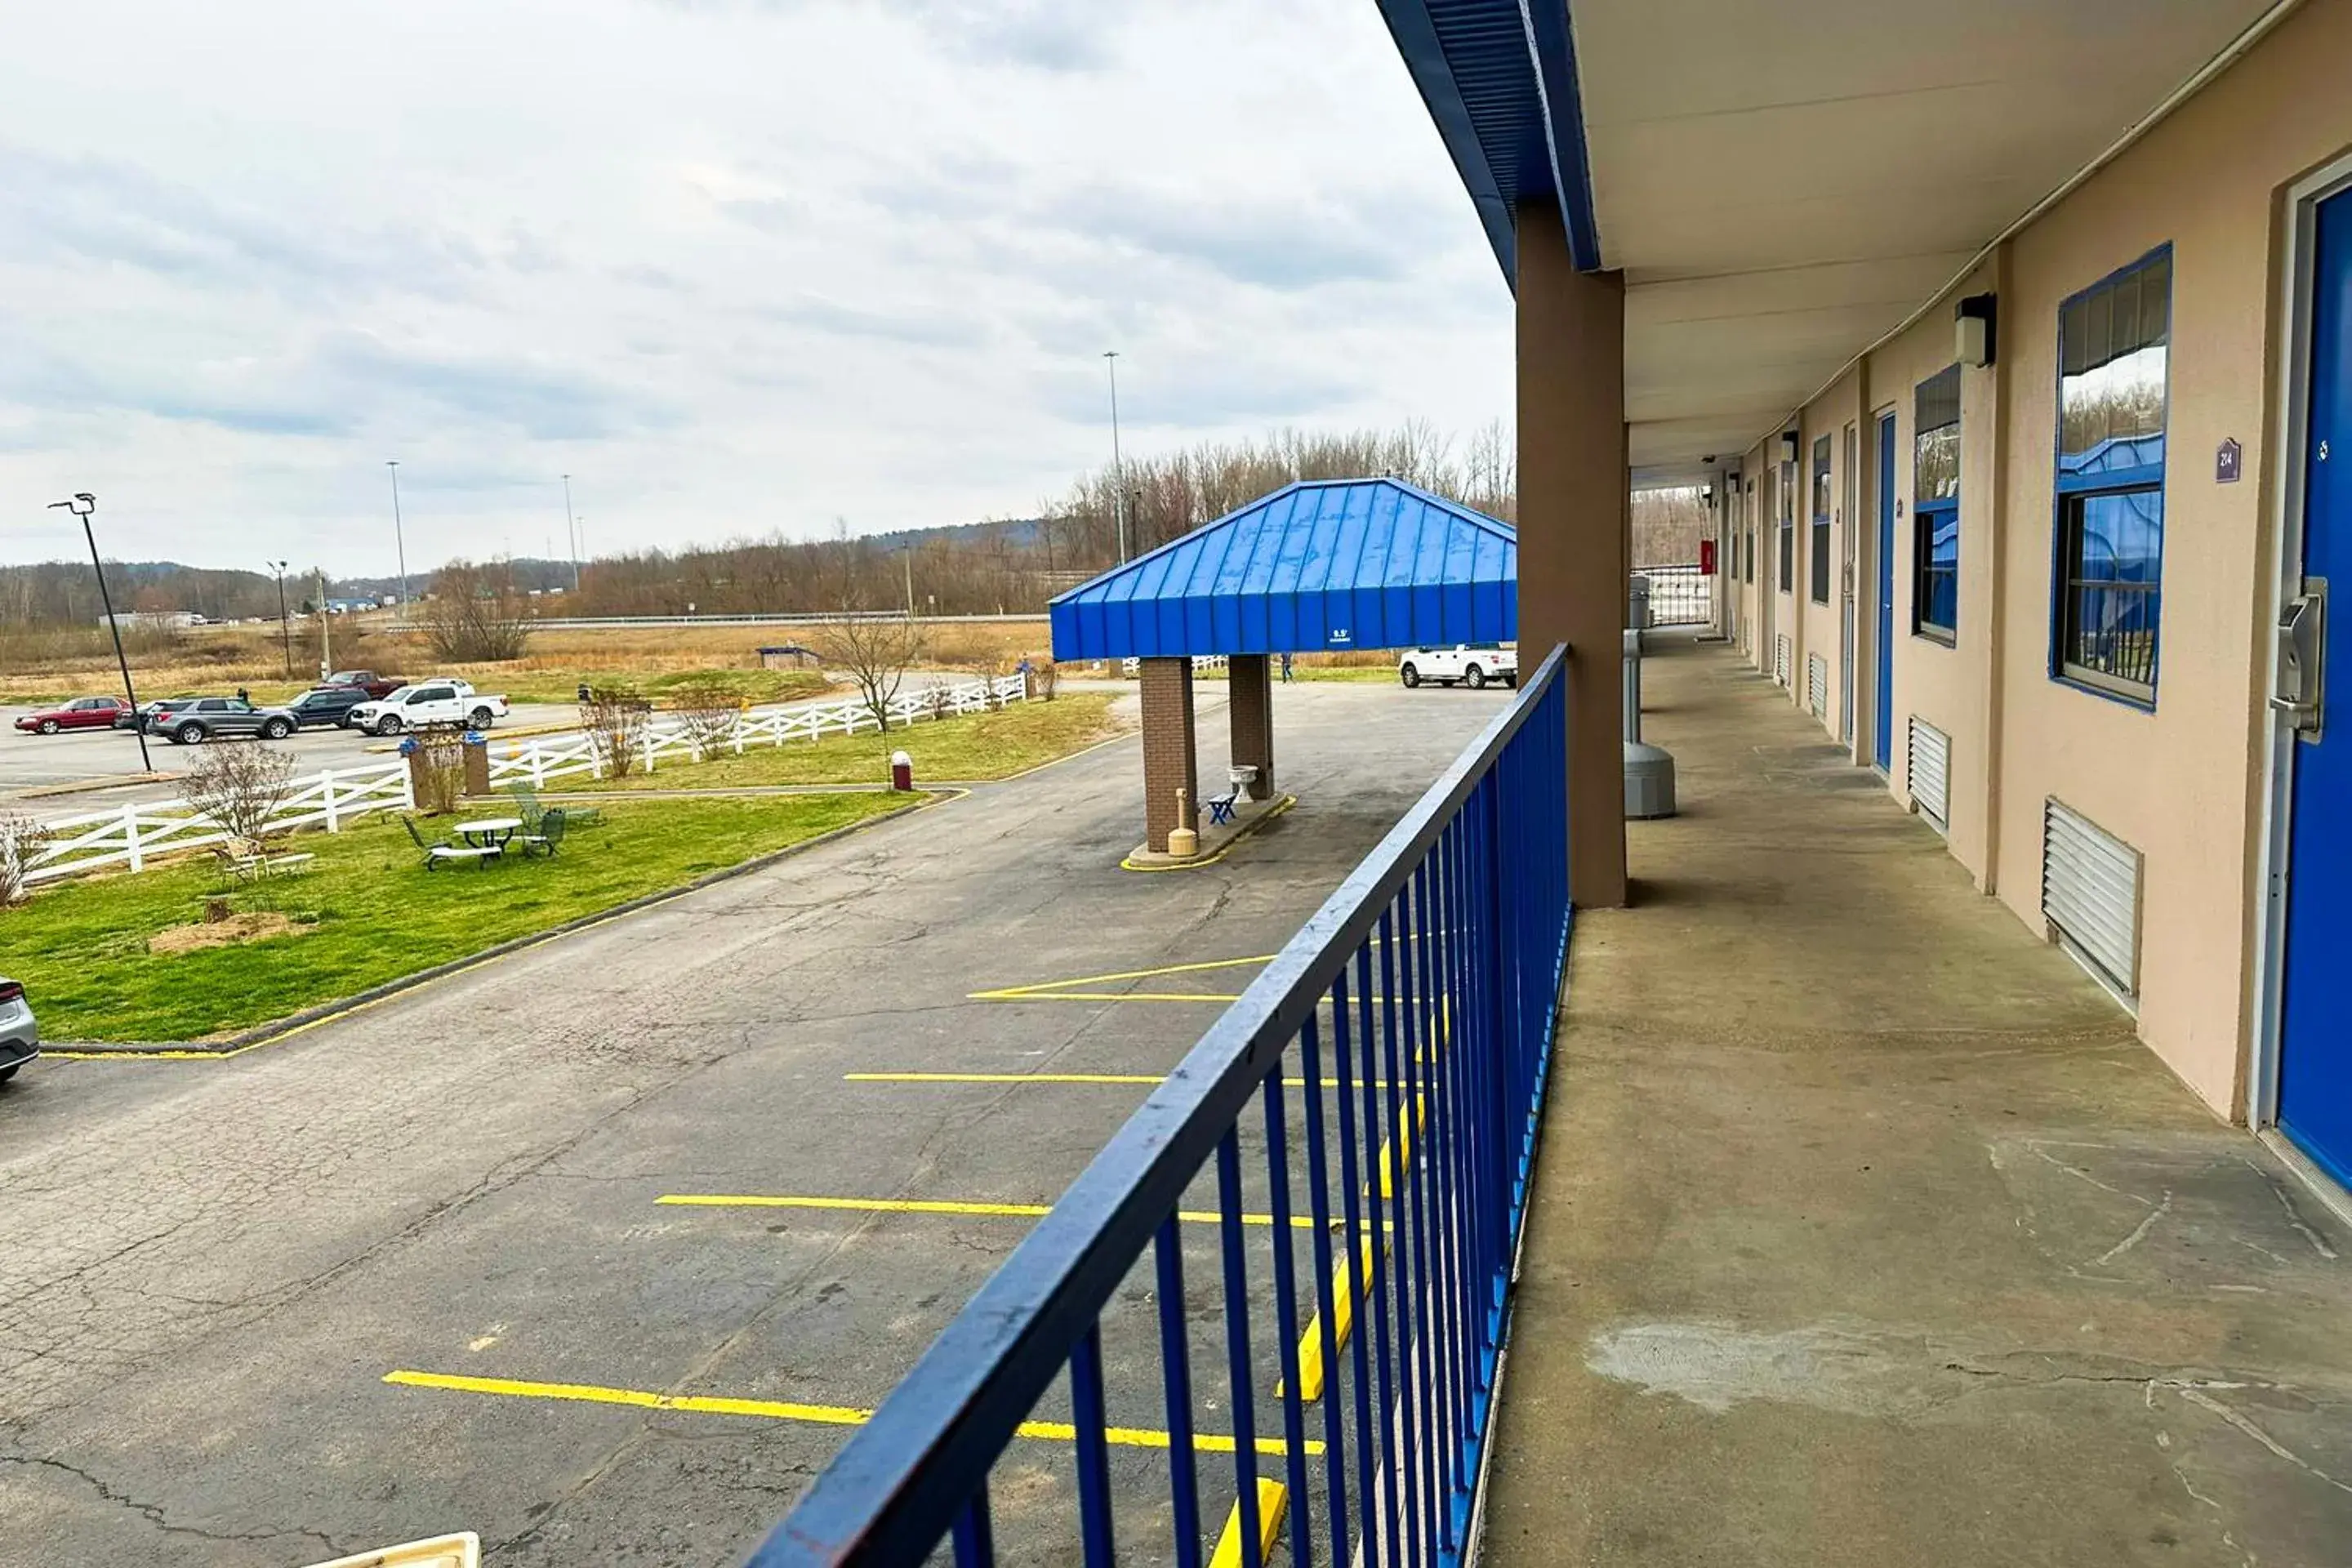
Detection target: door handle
<box><xmin>2272</xmin><ymin>577</ymin><xmax>2327</xmax><ymax>737</ymax></box>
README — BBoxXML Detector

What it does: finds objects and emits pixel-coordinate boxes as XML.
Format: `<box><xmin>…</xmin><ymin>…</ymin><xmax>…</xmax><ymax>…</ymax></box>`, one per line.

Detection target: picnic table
<box><xmin>452</xmin><ymin>817</ymin><xmax>523</xmax><ymax>852</ymax></box>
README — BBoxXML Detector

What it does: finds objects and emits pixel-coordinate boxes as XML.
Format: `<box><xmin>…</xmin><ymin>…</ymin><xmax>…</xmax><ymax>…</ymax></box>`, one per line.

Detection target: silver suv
<box><xmin>0</xmin><ymin>978</ymin><xmax>37</xmax><ymax>1085</ymax></box>
<box><xmin>146</xmin><ymin>696</ymin><xmax>300</xmax><ymax>745</ymax></box>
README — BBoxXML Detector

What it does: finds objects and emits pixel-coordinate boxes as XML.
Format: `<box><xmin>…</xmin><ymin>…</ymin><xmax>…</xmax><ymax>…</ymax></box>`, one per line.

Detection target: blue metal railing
<box><xmin>753</xmin><ymin>644</ymin><xmax>1572</xmax><ymax>1567</ymax></box>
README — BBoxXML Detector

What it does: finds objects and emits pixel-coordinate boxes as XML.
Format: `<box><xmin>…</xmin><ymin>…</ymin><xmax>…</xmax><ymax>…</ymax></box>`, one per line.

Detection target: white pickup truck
<box><xmin>348</xmin><ymin>679</ymin><xmax>510</xmax><ymax>736</ymax></box>
<box><xmin>1397</xmin><ymin>643</ymin><xmax>1517</xmax><ymax>690</ymax></box>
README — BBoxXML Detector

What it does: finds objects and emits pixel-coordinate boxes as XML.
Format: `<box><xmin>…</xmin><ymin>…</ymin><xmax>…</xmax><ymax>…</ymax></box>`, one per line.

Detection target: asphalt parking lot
<box><xmin>0</xmin><ymin>679</ymin><xmax>1505</xmax><ymax>1566</ymax></box>
<box><xmin>0</xmin><ymin>705</ymin><xmax>580</xmax><ymax>806</ymax></box>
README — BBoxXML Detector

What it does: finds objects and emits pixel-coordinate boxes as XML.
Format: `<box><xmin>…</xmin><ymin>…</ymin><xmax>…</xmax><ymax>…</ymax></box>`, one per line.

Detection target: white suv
<box><xmin>1398</xmin><ymin>643</ymin><xmax>1517</xmax><ymax>690</ymax></box>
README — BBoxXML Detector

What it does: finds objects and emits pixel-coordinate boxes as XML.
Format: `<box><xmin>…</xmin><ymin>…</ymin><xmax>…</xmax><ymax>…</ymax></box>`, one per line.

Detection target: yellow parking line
<box><xmin>654</xmin><ymin>1193</ymin><xmax>1331</xmax><ymax>1230</ymax></box>
<box><xmin>382</xmin><ymin>1370</ymin><xmax>1323</xmax><ymax>1457</ymax></box>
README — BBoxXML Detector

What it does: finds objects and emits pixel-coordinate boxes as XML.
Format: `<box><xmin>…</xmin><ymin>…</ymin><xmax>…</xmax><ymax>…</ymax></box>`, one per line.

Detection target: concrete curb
<box><xmin>47</xmin><ymin>789</ymin><xmax>950</xmax><ymax>1061</ymax></box>
<box><xmin>17</xmin><ymin>771</ymin><xmax>180</xmax><ymax>800</ymax></box>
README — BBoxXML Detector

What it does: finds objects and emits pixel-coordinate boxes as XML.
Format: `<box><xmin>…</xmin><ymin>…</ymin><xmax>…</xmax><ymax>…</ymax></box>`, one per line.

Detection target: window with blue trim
<box><xmin>2056</xmin><ymin>249</ymin><xmax>2169</xmax><ymax>701</ymax></box>
<box><xmin>1913</xmin><ymin>366</ymin><xmax>1961</xmax><ymax>642</ymax></box>
<box><xmin>1810</xmin><ymin>434</ymin><xmax>1833</xmax><ymax>604</ymax></box>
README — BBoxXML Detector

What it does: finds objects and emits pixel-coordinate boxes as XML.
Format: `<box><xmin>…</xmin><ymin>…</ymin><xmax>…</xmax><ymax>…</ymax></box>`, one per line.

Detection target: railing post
<box><xmin>122</xmin><ymin>803</ymin><xmax>143</xmax><ymax>873</ymax></box>
<box><xmin>531</xmin><ymin>746</ymin><xmax>546</xmax><ymax>788</ymax></box>
<box><xmin>323</xmin><ymin>769</ymin><xmax>341</xmax><ymax>833</ymax></box>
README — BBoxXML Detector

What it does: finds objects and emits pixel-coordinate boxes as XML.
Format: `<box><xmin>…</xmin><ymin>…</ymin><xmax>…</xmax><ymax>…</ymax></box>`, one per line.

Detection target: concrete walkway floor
<box><xmin>1483</xmin><ymin>637</ymin><xmax>2352</xmax><ymax>1568</ymax></box>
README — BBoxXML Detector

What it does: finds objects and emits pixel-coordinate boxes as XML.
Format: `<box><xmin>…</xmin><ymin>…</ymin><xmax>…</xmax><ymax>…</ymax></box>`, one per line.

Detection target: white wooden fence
<box><xmin>16</xmin><ymin>672</ymin><xmax>1028</xmax><ymax>891</ymax></box>
<box><xmin>488</xmin><ymin>671</ymin><xmax>1028</xmax><ymax>788</ymax></box>
<box><xmin>21</xmin><ymin>761</ymin><xmax>415</xmax><ymax>888</ymax></box>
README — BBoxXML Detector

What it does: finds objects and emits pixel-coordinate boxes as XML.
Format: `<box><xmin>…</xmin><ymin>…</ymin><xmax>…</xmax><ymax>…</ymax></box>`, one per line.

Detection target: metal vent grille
<box><xmin>1775</xmin><ymin>635</ymin><xmax>1791</xmax><ymax>687</ymax></box>
<box><xmin>2043</xmin><ymin>798</ymin><xmax>2142</xmax><ymax>999</ymax></box>
<box><xmin>1908</xmin><ymin>716</ymin><xmax>1950</xmax><ymax>831</ymax></box>
<box><xmin>1807</xmin><ymin>653</ymin><xmax>1829</xmax><ymax>717</ymax></box>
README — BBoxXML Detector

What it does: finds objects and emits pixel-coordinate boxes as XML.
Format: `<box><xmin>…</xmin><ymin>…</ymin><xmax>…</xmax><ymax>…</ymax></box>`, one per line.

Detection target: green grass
<box><xmin>574</xmin><ymin>692</ymin><xmax>1125</xmax><ymax>791</ymax></box>
<box><xmin>7</xmin><ymin>793</ymin><xmax>915</xmax><ymax>1043</ymax></box>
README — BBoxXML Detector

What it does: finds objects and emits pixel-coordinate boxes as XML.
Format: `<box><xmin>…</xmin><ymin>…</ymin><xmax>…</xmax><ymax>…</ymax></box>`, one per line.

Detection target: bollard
<box><xmin>890</xmin><ymin>750</ymin><xmax>913</xmax><ymax>791</ymax></box>
<box><xmin>1166</xmin><ymin>787</ymin><xmax>1199</xmax><ymax>858</ymax></box>
<box><xmin>1622</xmin><ymin>628</ymin><xmax>1643</xmax><ymax>745</ymax></box>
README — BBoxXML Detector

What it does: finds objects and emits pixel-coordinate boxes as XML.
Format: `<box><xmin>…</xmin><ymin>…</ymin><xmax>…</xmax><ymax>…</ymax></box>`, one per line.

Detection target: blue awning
<box><xmin>1049</xmin><ymin>479</ymin><xmax>1517</xmax><ymax>661</ymax></box>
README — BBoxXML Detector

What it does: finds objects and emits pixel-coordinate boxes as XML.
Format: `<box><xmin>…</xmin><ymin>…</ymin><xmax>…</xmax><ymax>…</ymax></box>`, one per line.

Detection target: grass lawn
<box><xmin>7</xmin><ymin>792</ymin><xmax>917</xmax><ymax>1043</ymax></box>
<box><xmin>572</xmin><ymin>691</ymin><xmax>1126</xmax><ymax>791</ymax></box>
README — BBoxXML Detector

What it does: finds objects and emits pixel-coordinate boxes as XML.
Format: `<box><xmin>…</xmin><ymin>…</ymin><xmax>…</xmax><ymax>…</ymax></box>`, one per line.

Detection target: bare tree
<box><xmin>183</xmin><ymin>742</ymin><xmax>299</xmax><ymax>868</ymax></box>
<box><xmin>820</xmin><ymin>615</ymin><xmax>924</xmax><ymax>732</ymax></box>
<box><xmin>0</xmin><ymin>813</ymin><xmax>53</xmax><ymax>906</ymax></box>
<box><xmin>421</xmin><ymin>559</ymin><xmax>533</xmax><ymax>662</ymax></box>
<box><xmin>666</xmin><ymin>677</ymin><xmax>742</xmax><ymax>759</ymax></box>
<box><xmin>580</xmin><ymin>684</ymin><xmax>653</xmax><ymax>778</ymax></box>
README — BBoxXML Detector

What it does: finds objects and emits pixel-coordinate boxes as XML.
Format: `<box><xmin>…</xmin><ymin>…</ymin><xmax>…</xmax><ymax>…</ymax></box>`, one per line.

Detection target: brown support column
<box><xmin>1227</xmin><ymin>653</ymin><xmax>1274</xmax><ymax>800</ymax></box>
<box><xmin>1138</xmin><ymin>657</ymin><xmax>1199</xmax><ymax>853</ymax></box>
<box><xmin>1517</xmin><ymin>200</ymin><xmax>1629</xmax><ymax>909</ymax></box>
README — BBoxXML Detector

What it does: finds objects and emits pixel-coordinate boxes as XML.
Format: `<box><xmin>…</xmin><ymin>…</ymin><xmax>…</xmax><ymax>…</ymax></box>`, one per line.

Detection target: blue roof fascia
<box><xmin>1522</xmin><ymin>0</ymin><xmax>1602</xmax><ymax>271</ymax></box>
<box><xmin>1371</xmin><ymin>0</ymin><xmax>1601</xmax><ymax>283</ymax></box>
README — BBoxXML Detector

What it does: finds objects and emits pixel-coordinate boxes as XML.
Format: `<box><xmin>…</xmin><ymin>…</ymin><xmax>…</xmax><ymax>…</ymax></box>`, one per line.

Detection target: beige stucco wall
<box><xmin>1848</xmin><ymin>260</ymin><xmax>2002</xmax><ymax>879</ymax></box>
<box><xmin>1974</xmin><ymin>0</ymin><xmax>2352</xmax><ymax>1113</ymax></box>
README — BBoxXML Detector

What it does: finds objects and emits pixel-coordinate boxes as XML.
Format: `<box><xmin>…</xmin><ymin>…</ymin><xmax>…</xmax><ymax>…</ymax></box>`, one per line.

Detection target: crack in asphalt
<box><xmin>0</xmin><ymin>1453</ymin><xmax>348</xmax><ymax>1557</ymax></box>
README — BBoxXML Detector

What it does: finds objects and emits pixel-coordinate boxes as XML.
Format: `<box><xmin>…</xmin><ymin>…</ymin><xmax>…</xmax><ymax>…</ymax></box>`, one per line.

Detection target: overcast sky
<box><xmin>0</xmin><ymin>0</ymin><xmax>1512</xmax><ymax>577</ymax></box>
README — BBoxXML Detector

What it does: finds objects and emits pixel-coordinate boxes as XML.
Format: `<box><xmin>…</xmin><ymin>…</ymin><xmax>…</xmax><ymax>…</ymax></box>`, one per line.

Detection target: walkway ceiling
<box><xmin>1376</xmin><ymin>0</ymin><xmax>2281</xmax><ymax>486</ymax></box>
<box><xmin>1049</xmin><ymin>479</ymin><xmax>1516</xmax><ymax>661</ymax></box>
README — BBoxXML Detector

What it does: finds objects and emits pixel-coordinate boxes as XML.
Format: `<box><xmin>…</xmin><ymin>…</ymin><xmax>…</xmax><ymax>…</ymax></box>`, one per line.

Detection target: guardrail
<box><xmin>487</xmin><ymin>672</ymin><xmax>1027</xmax><ymax>787</ymax></box>
<box><xmin>22</xmin><ymin>762</ymin><xmax>414</xmax><ymax>887</ymax></box>
<box><xmin>1633</xmin><ymin>563</ymin><xmax>1712</xmax><ymax>627</ymax></box>
<box><xmin>754</xmin><ymin>644</ymin><xmax>1571</xmax><ymax>1566</ymax></box>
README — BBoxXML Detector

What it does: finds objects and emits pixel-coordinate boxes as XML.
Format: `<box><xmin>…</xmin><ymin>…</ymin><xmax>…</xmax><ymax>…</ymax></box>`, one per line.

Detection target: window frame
<box><xmin>2048</xmin><ymin>243</ymin><xmax>2172</xmax><ymax>709</ymax></box>
<box><xmin>1810</xmin><ymin>434</ymin><xmax>1833</xmax><ymax>604</ymax></box>
<box><xmin>1911</xmin><ymin>365</ymin><xmax>1962</xmax><ymax>645</ymax></box>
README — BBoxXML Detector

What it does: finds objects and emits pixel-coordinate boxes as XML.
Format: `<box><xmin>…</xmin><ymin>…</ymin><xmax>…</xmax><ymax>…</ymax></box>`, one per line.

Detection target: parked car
<box><xmin>145</xmin><ymin>696</ymin><xmax>300</xmax><ymax>745</ymax></box>
<box><xmin>348</xmin><ymin>680</ymin><xmax>510</xmax><ymax>736</ymax></box>
<box><xmin>0</xmin><ymin>978</ymin><xmax>37</xmax><ymax>1084</ymax></box>
<box><xmin>118</xmin><ymin>695</ymin><xmax>201</xmax><ymax>731</ymax></box>
<box><xmin>1397</xmin><ymin>643</ymin><xmax>1517</xmax><ymax>690</ymax></box>
<box><xmin>325</xmin><ymin>670</ymin><xmax>403</xmax><ymax>699</ymax></box>
<box><xmin>13</xmin><ymin>696</ymin><xmax>129</xmax><ymax>734</ymax></box>
<box><xmin>288</xmin><ymin>685</ymin><xmax>372</xmax><ymax>729</ymax></box>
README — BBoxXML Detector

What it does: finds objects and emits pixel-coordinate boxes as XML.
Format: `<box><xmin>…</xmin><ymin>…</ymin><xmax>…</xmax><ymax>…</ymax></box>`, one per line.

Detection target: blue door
<box><xmin>1873</xmin><ymin>412</ymin><xmax>1896</xmax><ymax>771</ymax></box>
<box><xmin>2279</xmin><ymin>185</ymin><xmax>2352</xmax><ymax>1187</ymax></box>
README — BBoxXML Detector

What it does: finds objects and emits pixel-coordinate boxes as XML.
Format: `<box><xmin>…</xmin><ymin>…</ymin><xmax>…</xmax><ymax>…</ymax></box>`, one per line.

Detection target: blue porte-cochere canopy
<box><xmin>1049</xmin><ymin>478</ymin><xmax>1518</xmax><ymax>661</ymax></box>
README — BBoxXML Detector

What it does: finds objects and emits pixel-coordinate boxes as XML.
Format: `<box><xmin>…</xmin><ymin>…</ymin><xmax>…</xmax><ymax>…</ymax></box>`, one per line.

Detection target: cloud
<box><xmin>0</xmin><ymin>142</ymin><xmax>491</xmax><ymax>305</ymax></box>
<box><xmin>754</xmin><ymin>293</ymin><xmax>987</xmax><ymax>349</ymax></box>
<box><xmin>0</xmin><ymin>0</ymin><xmax>1513</xmax><ymax>573</ymax></box>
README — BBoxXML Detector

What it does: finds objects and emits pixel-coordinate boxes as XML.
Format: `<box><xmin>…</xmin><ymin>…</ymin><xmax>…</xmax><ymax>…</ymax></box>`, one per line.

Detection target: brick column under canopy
<box><xmin>1227</xmin><ymin>654</ymin><xmax>1275</xmax><ymax>800</ymax></box>
<box><xmin>1138</xmin><ymin>657</ymin><xmax>1199</xmax><ymax>853</ymax></box>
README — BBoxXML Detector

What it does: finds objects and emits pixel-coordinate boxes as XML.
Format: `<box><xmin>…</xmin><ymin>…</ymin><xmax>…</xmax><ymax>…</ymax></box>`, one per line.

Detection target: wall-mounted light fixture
<box><xmin>1957</xmin><ymin>292</ymin><xmax>1998</xmax><ymax>368</ymax></box>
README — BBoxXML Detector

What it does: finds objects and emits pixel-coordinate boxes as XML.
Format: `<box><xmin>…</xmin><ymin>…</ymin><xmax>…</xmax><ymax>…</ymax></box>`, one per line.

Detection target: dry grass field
<box><xmin>0</xmin><ymin>616</ymin><xmax>1056</xmax><ymax>706</ymax></box>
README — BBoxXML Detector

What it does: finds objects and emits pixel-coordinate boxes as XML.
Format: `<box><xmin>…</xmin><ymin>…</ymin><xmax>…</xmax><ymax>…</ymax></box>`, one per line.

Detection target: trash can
<box><xmin>1628</xmin><ymin>574</ymin><xmax>1653</xmax><ymax>633</ymax></box>
<box><xmin>890</xmin><ymin>750</ymin><xmax>913</xmax><ymax>791</ymax></box>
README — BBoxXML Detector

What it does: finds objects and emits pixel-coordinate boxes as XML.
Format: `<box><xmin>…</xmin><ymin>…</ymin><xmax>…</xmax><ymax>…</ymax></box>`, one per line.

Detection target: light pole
<box><xmin>48</xmin><ymin>493</ymin><xmax>151</xmax><ymax>773</ymax></box>
<box><xmin>386</xmin><ymin>460</ymin><xmax>410</xmax><ymax>616</ymax></box>
<box><xmin>267</xmin><ymin>560</ymin><xmax>292</xmax><ymax>679</ymax></box>
<box><xmin>903</xmin><ymin>546</ymin><xmax>915</xmax><ymax>618</ymax></box>
<box><xmin>562</xmin><ymin>474</ymin><xmax>581</xmax><ymax>593</ymax></box>
<box><xmin>316</xmin><ymin>567</ymin><xmax>332</xmax><ymax>679</ymax></box>
<box><xmin>1103</xmin><ymin>350</ymin><xmax>1128</xmax><ymax>563</ymax></box>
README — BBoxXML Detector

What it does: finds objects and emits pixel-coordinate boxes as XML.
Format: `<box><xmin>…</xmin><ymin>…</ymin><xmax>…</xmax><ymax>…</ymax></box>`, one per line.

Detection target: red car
<box><xmin>326</xmin><ymin>670</ymin><xmax>403</xmax><ymax>699</ymax></box>
<box><xmin>13</xmin><ymin>696</ymin><xmax>130</xmax><ymax>735</ymax></box>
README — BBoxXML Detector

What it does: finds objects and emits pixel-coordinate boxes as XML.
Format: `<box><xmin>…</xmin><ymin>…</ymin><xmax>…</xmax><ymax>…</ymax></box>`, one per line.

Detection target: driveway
<box><xmin>0</xmin><ymin>680</ymin><xmax>1507</xmax><ymax>1566</ymax></box>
